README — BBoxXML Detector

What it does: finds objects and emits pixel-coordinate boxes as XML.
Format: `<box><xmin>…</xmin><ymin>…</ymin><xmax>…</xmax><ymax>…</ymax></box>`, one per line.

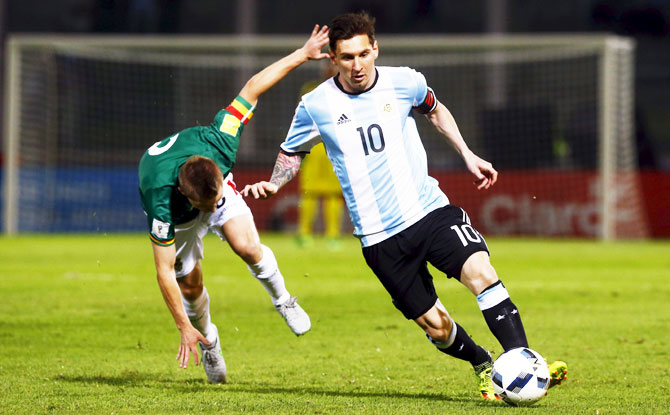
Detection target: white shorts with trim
<box><xmin>173</xmin><ymin>173</ymin><xmax>252</xmax><ymax>278</ymax></box>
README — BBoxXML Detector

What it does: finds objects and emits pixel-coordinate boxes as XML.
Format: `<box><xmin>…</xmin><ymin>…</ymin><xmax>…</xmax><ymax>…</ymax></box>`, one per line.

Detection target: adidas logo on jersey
<box><xmin>336</xmin><ymin>114</ymin><xmax>351</xmax><ymax>125</ymax></box>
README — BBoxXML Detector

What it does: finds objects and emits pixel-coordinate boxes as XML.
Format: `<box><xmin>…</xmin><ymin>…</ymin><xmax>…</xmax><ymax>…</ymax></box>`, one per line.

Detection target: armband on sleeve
<box><xmin>413</xmin><ymin>87</ymin><xmax>437</xmax><ymax>114</ymax></box>
<box><xmin>226</xmin><ymin>96</ymin><xmax>255</xmax><ymax>125</ymax></box>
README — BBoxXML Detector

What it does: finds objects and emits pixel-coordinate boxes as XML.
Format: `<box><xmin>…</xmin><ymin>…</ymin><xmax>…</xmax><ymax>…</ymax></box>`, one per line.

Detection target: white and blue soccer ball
<box><xmin>491</xmin><ymin>347</ymin><xmax>550</xmax><ymax>406</ymax></box>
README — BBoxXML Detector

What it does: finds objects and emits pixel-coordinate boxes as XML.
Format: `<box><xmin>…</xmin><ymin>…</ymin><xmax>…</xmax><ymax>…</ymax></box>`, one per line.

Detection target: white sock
<box><xmin>247</xmin><ymin>245</ymin><xmax>290</xmax><ymax>306</ymax></box>
<box><xmin>181</xmin><ymin>286</ymin><xmax>216</xmax><ymax>343</ymax></box>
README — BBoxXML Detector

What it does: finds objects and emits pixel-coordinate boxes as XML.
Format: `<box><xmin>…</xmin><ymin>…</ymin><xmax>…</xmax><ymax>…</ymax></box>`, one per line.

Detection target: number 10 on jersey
<box><xmin>358</xmin><ymin>124</ymin><xmax>386</xmax><ymax>156</ymax></box>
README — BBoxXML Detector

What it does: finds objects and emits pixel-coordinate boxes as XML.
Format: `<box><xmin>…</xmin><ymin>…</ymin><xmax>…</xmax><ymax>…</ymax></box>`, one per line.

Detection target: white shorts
<box><xmin>173</xmin><ymin>173</ymin><xmax>251</xmax><ymax>278</ymax></box>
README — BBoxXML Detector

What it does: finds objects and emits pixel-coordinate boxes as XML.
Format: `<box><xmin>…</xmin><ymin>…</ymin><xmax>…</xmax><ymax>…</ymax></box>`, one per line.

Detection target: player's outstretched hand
<box><xmin>176</xmin><ymin>325</ymin><xmax>209</xmax><ymax>369</ymax></box>
<box><xmin>241</xmin><ymin>181</ymin><xmax>278</xmax><ymax>199</ymax></box>
<box><xmin>301</xmin><ymin>24</ymin><xmax>330</xmax><ymax>61</ymax></box>
<box><xmin>464</xmin><ymin>151</ymin><xmax>498</xmax><ymax>190</ymax></box>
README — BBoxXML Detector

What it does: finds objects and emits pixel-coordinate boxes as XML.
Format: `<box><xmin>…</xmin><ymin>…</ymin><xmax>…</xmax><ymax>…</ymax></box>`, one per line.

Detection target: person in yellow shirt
<box><xmin>297</xmin><ymin>64</ymin><xmax>344</xmax><ymax>248</ymax></box>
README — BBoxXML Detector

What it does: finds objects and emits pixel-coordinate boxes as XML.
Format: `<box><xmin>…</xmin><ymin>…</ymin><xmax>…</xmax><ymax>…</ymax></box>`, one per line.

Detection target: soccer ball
<box><xmin>491</xmin><ymin>347</ymin><xmax>550</xmax><ymax>406</ymax></box>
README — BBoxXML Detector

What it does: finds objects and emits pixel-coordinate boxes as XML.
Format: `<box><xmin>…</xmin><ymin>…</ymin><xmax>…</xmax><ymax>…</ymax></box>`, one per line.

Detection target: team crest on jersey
<box><xmin>151</xmin><ymin>218</ymin><xmax>170</xmax><ymax>240</ymax></box>
<box><xmin>336</xmin><ymin>114</ymin><xmax>351</xmax><ymax>125</ymax></box>
<box><xmin>383</xmin><ymin>103</ymin><xmax>393</xmax><ymax>112</ymax></box>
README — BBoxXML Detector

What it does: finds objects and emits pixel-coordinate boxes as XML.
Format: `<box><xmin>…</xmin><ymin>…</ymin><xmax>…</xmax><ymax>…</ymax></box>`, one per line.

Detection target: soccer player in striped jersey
<box><xmin>138</xmin><ymin>25</ymin><xmax>329</xmax><ymax>384</ymax></box>
<box><xmin>243</xmin><ymin>12</ymin><xmax>567</xmax><ymax>399</ymax></box>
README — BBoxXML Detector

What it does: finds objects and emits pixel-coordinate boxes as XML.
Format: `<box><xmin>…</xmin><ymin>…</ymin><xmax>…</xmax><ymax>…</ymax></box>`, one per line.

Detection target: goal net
<box><xmin>2</xmin><ymin>34</ymin><xmax>648</xmax><ymax>239</ymax></box>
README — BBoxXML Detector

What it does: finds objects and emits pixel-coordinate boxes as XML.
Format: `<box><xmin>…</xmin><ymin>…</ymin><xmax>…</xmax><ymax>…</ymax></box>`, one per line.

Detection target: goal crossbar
<box><xmin>3</xmin><ymin>34</ymin><xmax>643</xmax><ymax>239</ymax></box>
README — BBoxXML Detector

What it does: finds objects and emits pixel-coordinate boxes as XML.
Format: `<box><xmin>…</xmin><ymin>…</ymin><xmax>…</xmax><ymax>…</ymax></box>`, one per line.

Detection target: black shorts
<box><xmin>361</xmin><ymin>205</ymin><xmax>489</xmax><ymax>320</ymax></box>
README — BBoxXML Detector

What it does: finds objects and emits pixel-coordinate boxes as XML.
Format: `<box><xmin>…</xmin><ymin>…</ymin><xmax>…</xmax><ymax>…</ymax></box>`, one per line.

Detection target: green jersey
<box><xmin>138</xmin><ymin>96</ymin><xmax>255</xmax><ymax>246</ymax></box>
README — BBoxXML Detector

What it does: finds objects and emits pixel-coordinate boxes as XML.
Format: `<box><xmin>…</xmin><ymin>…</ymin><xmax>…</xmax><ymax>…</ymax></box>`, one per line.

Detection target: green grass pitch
<box><xmin>1</xmin><ymin>233</ymin><xmax>669</xmax><ymax>414</ymax></box>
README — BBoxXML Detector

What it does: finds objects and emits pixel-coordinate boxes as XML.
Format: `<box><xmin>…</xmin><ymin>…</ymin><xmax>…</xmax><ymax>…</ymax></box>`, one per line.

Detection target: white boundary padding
<box><xmin>3</xmin><ymin>37</ymin><xmax>20</xmax><ymax>234</ymax></box>
<box><xmin>598</xmin><ymin>37</ymin><xmax>635</xmax><ymax>240</ymax></box>
<box><xmin>599</xmin><ymin>38</ymin><xmax>616</xmax><ymax>241</ymax></box>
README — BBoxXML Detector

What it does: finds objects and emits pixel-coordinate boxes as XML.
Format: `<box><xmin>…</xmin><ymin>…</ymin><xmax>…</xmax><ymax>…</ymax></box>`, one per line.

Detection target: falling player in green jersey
<box><xmin>138</xmin><ymin>25</ymin><xmax>329</xmax><ymax>383</ymax></box>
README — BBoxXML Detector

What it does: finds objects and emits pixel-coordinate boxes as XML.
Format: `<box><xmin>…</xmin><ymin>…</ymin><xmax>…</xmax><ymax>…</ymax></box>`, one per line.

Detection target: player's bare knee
<box><xmin>179</xmin><ymin>281</ymin><xmax>203</xmax><ymax>301</ymax></box>
<box><xmin>178</xmin><ymin>266</ymin><xmax>204</xmax><ymax>300</ymax></box>
<box><xmin>415</xmin><ymin>306</ymin><xmax>453</xmax><ymax>343</ymax></box>
<box><xmin>234</xmin><ymin>240</ymin><xmax>263</xmax><ymax>264</ymax></box>
<box><xmin>424</xmin><ymin>325</ymin><xmax>451</xmax><ymax>342</ymax></box>
<box><xmin>461</xmin><ymin>252</ymin><xmax>499</xmax><ymax>295</ymax></box>
<box><xmin>474</xmin><ymin>265</ymin><xmax>498</xmax><ymax>286</ymax></box>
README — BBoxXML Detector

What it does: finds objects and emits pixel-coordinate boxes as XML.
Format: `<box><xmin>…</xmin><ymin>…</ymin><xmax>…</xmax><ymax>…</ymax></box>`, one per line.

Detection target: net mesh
<box><xmin>4</xmin><ymin>35</ymin><xmax>647</xmax><ymax>238</ymax></box>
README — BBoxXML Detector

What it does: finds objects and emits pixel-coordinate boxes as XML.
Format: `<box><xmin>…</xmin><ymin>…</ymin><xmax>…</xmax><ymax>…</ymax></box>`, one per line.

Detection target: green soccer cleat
<box><xmin>548</xmin><ymin>360</ymin><xmax>568</xmax><ymax>388</ymax></box>
<box><xmin>474</xmin><ymin>360</ymin><xmax>501</xmax><ymax>401</ymax></box>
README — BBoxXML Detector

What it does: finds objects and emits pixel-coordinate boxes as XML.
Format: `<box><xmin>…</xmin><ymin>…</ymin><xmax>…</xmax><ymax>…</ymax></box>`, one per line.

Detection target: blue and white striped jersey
<box><xmin>281</xmin><ymin>66</ymin><xmax>449</xmax><ymax>246</ymax></box>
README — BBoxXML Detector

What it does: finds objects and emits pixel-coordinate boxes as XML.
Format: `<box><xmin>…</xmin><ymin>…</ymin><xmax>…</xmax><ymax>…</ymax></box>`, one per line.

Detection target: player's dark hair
<box><xmin>329</xmin><ymin>12</ymin><xmax>376</xmax><ymax>53</ymax></box>
<box><xmin>178</xmin><ymin>155</ymin><xmax>222</xmax><ymax>200</ymax></box>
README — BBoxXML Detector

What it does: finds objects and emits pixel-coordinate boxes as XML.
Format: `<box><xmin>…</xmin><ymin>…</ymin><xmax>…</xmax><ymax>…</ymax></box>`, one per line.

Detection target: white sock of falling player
<box><xmin>247</xmin><ymin>244</ymin><xmax>290</xmax><ymax>306</ymax></box>
<box><xmin>181</xmin><ymin>286</ymin><xmax>217</xmax><ymax>344</ymax></box>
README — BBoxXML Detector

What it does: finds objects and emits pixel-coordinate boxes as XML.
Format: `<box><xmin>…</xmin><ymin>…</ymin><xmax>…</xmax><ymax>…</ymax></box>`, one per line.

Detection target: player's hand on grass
<box><xmin>301</xmin><ymin>24</ymin><xmax>330</xmax><ymax>61</ymax></box>
<box><xmin>177</xmin><ymin>325</ymin><xmax>209</xmax><ymax>369</ymax></box>
<box><xmin>463</xmin><ymin>151</ymin><xmax>498</xmax><ymax>190</ymax></box>
<box><xmin>241</xmin><ymin>181</ymin><xmax>278</xmax><ymax>199</ymax></box>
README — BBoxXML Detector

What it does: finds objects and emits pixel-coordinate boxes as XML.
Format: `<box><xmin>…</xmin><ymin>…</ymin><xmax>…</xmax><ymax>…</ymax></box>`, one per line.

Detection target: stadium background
<box><xmin>1</xmin><ymin>0</ymin><xmax>669</xmax><ymax>238</ymax></box>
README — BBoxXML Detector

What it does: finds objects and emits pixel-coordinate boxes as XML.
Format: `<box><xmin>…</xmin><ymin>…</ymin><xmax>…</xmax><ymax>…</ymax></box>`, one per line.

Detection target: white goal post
<box><xmin>2</xmin><ymin>34</ymin><xmax>648</xmax><ymax>239</ymax></box>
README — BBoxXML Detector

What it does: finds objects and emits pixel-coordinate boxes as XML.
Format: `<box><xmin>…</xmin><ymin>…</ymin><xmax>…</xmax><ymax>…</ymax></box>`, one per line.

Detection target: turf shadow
<box><xmin>220</xmin><ymin>382</ymin><xmax>475</xmax><ymax>403</ymax></box>
<box><xmin>59</xmin><ymin>374</ymin><xmax>487</xmax><ymax>405</ymax></box>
